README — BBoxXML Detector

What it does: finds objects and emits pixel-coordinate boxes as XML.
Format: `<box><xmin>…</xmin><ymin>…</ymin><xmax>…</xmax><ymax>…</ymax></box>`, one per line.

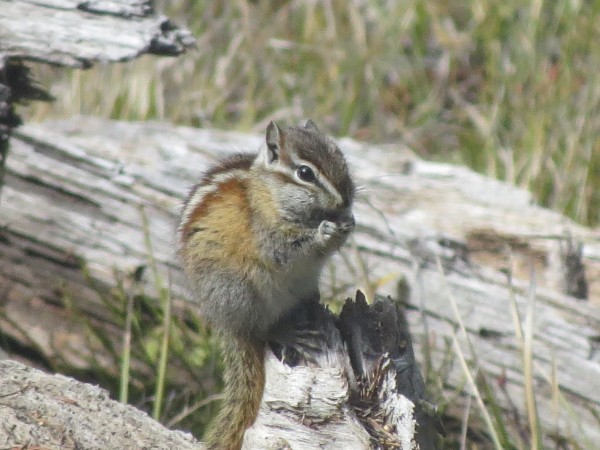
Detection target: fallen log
<box><xmin>1</xmin><ymin>116</ymin><xmax>599</xmax><ymax>447</ymax></box>
<box><xmin>0</xmin><ymin>0</ymin><xmax>194</xmax><ymax>207</ymax></box>
<box><xmin>0</xmin><ymin>358</ymin><xmax>203</xmax><ymax>450</ymax></box>
<box><xmin>0</xmin><ymin>0</ymin><xmax>195</xmax><ymax>68</ymax></box>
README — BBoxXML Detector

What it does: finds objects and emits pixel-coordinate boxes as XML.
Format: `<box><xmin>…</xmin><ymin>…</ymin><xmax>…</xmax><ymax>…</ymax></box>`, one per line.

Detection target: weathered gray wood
<box><xmin>244</xmin><ymin>339</ymin><xmax>373</xmax><ymax>449</ymax></box>
<box><xmin>0</xmin><ymin>0</ymin><xmax>195</xmax><ymax>68</ymax></box>
<box><xmin>0</xmin><ymin>60</ymin><xmax>51</xmax><ymax>210</ymax></box>
<box><xmin>0</xmin><ymin>0</ymin><xmax>193</xmax><ymax>212</ymax></box>
<box><xmin>1</xmin><ymin>116</ymin><xmax>600</xmax><ymax>447</ymax></box>
<box><xmin>243</xmin><ymin>294</ymin><xmax>432</xmax><ymax>449</ymax></box>
<box><xmin>243</xmin><ymin>359</ymin><xmax>373</xmax><ymax>449</ymax></box>
<box><xmin>0</xmin><ymin>359</ymin><xmax>203</xmax><ymax>450</ymax></box>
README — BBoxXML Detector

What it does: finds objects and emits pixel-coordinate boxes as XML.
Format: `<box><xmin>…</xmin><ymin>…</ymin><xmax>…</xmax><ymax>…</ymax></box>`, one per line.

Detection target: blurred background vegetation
<box><xmin>24</xmin><ymin>0</ymin><xmax>600</xmax><ymax>227</ymax></box>
<box><xmin>16</xmin><ymin>0</ymin><xmax>600</xmax><ymax>448</ymax></box>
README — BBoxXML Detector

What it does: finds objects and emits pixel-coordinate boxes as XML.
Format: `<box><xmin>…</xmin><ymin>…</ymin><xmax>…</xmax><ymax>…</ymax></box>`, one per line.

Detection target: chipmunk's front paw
<box><xmin>317</xmin><ymin>220</ymin><xmax>339</xmax><ymax>245</ymax></box>
<box><xmin>317</xmin><ymin>216</ymin><xmax>355</xmax><ymax>246</ymax></box>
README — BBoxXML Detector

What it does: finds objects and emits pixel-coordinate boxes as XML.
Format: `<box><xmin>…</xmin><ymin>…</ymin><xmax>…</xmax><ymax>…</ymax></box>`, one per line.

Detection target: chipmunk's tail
<box><xmin>204</xmin><ymin>335</ymin><xmax>266</xmax><ymax>450</ymax></box>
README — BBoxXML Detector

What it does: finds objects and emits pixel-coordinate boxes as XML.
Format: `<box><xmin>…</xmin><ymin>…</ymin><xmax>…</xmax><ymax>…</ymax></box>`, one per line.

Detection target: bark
<box><xmin>0</xmin><ymin>0</ymin><xmax>195</xmax><ymax>68</ymax></box>
<box><xmin>0</xmin><ymin>358</ymin><xmax>203</xmax><ymax>450</ymax></box>
<box><xmin>1</xmin><ymin>117</ymin><xmax>600</xmax><ymax>448</ymax></box>
<box><xmin>244</xmin><ymin>293</ymin><xmax>434</xmax><ymax>449</ymax></box>
<box><xmin>0</xmin><ymin>0</ymin><xmax>194</xmax><ymax>204</ymax></box>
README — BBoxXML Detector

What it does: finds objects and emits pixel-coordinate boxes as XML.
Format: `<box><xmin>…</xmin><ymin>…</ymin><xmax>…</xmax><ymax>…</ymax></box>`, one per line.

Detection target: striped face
<box><xmin>254</xmin><ymin>121</ymin><xmax>355</xmax><ymax>226</ymax></box>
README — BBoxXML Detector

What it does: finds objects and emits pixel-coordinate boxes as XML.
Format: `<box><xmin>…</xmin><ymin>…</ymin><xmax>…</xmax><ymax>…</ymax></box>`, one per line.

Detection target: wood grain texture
<box><xmin>0</xmin><ymin>359</ymin><xmax>203</xmax><ymax>450</ymax></box>
<box><xmin>1</xmin><ymin>116</ymin><xmax>599</xmax><ymax>447</ymax></box>
<box><xmin>0</xmin><ymin>0</ymin><xmax>193</xmax><ymax>227</ymax></box>
<box><xmin>0</xmin><ymin>0</ymin><xmax>195</xmax><ymax>68</ymax></box>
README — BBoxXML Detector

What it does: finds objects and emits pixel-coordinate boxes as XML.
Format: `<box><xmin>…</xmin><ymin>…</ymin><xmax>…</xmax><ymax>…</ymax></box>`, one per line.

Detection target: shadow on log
<box><xmin>339</xmin><ymin>292</ymin><xmax>440</xmax><ymax>450</ymax></box>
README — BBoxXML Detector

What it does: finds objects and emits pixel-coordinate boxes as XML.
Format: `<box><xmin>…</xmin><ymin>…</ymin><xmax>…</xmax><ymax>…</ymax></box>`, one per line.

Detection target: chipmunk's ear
<box><xmin>265</xmin><ymin>121</ymin><xmax>282</xmax><ymax>163</ymax></box>
<box><xmin>304</xmin><ymin>119</ymin><xmax>319</xmax><ymax>133</ymax></box>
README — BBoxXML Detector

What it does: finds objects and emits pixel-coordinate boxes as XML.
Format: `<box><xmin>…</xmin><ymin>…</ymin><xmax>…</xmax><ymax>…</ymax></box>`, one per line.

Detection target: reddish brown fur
<box><xmin>182</xmin><ymin>175</ymin><xmax>269</xmax><ymax>277</ymax></box>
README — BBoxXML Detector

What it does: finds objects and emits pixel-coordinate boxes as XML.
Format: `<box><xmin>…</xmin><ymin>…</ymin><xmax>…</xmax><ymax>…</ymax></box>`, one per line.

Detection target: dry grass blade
<box><xmin>459</xmin><ymin>394</ymin><xmax>472</xmax><ymax>450</ymax></box>
<box><xmin>435</xmin><ymin>257</ymin><xmax>504</xmax><ymax>450</ymax></box>
<box><xmin>506</xmin><ymin>255</ymin><xmax>595</xmax><ymax>449</ymax></box>
<box><xmin>119</xmin><ymin>290</ymin><xmax>134</xmax><ymax>404</ymax></box>
<box><xmin>523</xmin><ymin>268</ymin><xmax>542</xmax><ymax>450</ymax></box>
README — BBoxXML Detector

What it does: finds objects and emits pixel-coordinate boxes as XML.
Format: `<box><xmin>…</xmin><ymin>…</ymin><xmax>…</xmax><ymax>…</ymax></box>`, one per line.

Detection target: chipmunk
<box><xmin>177</xmin><ymin>120</ymin><xmax>355</xmax><ymax>450</ymax></box>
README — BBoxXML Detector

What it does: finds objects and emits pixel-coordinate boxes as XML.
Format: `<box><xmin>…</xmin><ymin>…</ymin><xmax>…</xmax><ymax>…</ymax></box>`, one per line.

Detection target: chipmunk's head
<box><xmin>253</xmin><ymin>120</ymin><xmax>355</xmax><ymax>228</ymax></box>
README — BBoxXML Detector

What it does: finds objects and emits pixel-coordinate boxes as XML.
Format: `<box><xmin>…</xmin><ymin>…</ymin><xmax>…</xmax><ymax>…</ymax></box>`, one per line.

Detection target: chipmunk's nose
<box><xmin>339</xmin><ymin>210</ymin><xmax>355</xmax><ymax>228</ymax></box>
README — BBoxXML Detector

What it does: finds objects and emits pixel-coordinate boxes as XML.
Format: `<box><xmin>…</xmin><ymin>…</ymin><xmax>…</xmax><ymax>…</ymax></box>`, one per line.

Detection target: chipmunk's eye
<box><xmin>296</xmin><ymin>165</ymin><xmax>316</xmax><ymax>182</ymax></box>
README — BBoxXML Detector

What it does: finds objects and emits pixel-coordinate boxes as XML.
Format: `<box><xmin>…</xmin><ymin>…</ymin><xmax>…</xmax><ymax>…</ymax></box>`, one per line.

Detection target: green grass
<box><xmin>54</xmin><ymin>260</ymin><xmax>222</xmax><ymax>438</ymax></box>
